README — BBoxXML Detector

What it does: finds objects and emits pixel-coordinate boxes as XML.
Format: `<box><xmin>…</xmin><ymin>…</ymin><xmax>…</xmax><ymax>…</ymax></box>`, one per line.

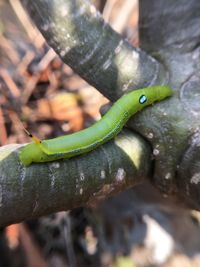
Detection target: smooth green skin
<box><xmin>20</xmin><ymin>86</ymin><xmax>173</xmax><ymax>166</ymax></box>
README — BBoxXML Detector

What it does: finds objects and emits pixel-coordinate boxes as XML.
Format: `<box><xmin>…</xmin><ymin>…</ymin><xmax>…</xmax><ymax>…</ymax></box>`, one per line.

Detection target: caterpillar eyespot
<box><xmin>20</xmin><ymin>85</ymin><xmax>173</xmax><ymax>166</ymax></box>
<box><xmin>139</xmin><ymin>95</ymin><xmax>147</xmax><ymax>104</ymax></box>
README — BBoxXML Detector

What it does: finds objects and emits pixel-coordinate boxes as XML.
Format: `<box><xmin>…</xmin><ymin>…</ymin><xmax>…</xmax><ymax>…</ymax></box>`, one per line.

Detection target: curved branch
<box><xmin>135</xmin><ymin>0</ymin><xmax>200</xmax><ymax>203</ymax></box>
<box><xmin>21</xmin><ymin>0</ymin><xmax>168</xmax><ymax>100</ymax></box>
<box><xmin>0</xmin><ymin>131</ymin><xmax>151</xmax><ymax>227</ymax></box>
<box><xmin>139</xmin><ymin>0</ymin><xmax>200</xmax><ymax>53</ymax></box>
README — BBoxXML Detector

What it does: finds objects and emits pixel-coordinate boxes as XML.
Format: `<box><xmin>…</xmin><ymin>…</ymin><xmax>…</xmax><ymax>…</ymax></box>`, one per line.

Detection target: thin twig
<box><xmin>0</xmin><ymin>35</ymin><xmax>20</xmax><ymax>64</ymax></box>
<box><xmin>8</xmin><ymin>110</ymin><xmax>26</xmax><ymax>143</ymax></box>
<box><xmin>21</xmin><ymin>49</ymin><xmax>57</xmax><ymax>104</ymax></box>
<box><xmin>102</xmin><ymin>0</ymin><xmax>118</xmax><ymax>22</ymax></box>
<box><xmin>9</xmin><ymin>0</ymin><xmax>45</xmax><ymax>48</ymax></box>
<box><xmin>37</xmin><ymin>49</ymin><xmax>57</xmax><ymax>72</ymax></box>
<box><xmin>111</xmin><ymin>0</ymin><xmax>138</xmax><ymax>33</ymax></box>
<box><xmin>0</xmin><ymin>105</ymin><xmax>7</xmax><ymax>145</ymax></box>
<box><xmin>0</xmin><ymin>68</ymin><xmax>21</xmax><ymax>98</ymax></box>
<box><xmin>16</xmin><ymin>50</ymin><xmax>35</xmax><ymax>75</ymax></box>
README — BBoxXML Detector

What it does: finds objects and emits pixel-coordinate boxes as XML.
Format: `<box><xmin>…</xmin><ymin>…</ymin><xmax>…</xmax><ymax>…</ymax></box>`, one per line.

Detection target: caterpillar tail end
<box><xmin>19</xmin><ymin>146</ymin><xmax>32</xmax><ymax>166</ymax></box>
<box><xmin>20</xmin><ymin>132</ymin><xmax>42</xmax><ymax>166</ymax></box>
<box><xmin>19</xmin><ymin>143</ymin><xmax>42</xmax><ymax>166</ymax></box>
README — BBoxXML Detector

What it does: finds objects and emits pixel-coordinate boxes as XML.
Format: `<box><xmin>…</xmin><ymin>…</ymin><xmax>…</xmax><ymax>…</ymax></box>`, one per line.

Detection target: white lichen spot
<box><xmin>132</xmin><ymin>50</ymin><xmax>139</xmax><ymax>59</ymax></box>
<box><xmin>66</xmin><ymin>46</ymin><xmax>71</xmax><ymax>53</ymax></box>
<box><xmin>49</xmin><ymin>22</ymin><xmax>55</xmax><ymax>29</ymax></box>
<box><xmin>147</xmin><ymin>132</ymin><xmax>154</xmax><ymax>139</ymax></box>
<box><xmin>114</xmin><ymin>46</ymin><xmax>121</xmax><ymax>54</ymax></box>
<box><xmin>102</xmin><ymin>59</ymin><xmax>111</xmax><ymax>70</ymax></box>
<box><xmin>41</xmin><ymin>24</ymin><xmax>49</xmax><ymax>31</ymax></box>
<box><xmin>60</xmin><ymin>50</ymin><xmax>66</xmax><ymax>57</ymax></box>
<box><xmin>61</xmin><ymin>7</ymin><xmax>69</xmax><ymax>17</ymax></box>
<box><xmin>60</xmin><ymin>47</ymin><xmax>70</xmax><ymax>57</ymax></box>
<box><xmin>114</xmin><ymin>40</ymin><xmax>123</xmax><ymax>54</ymax></box>
<box><xmin>165</xmin><ymin>173</ymin><xmax>172</xmax><ymax>180</ymax></box>
<box><xmin>20</xmin><ymin>166</ymin><xmax>26</xmax><ymax>182</ymax></box>
<box><xmin>51</xmin><ymin>176</ymin><xmax>55</xmax><ymax>188</ymax></box>
<box><xmin>0</xmin><ymin>185</ymin><xmax>2</xmax><ymax>207</ymax></box>
<box><xmin>51</xmin><ymin>162</ymin><xmax>60</xmax><ymax>169</ymax></box>
<box><xmin>100</xmin><ymin>170</ymin><xmax>106</xmax><ymax>179</ymax></box>
<box><xmin>190</xmin><ymin>173</ymin><xmax>200</xmax><ymax>184</ymax></box>
<box><xmin>75</xmin><ymin>183</ymin><xmax>79</xmax><ymax>189</ymax></box>
<box><xmin>116</xmin><ymin>168</ymin><xmax>126</xmax><ymax>182</ymax></box>
<box><xmin>67</xmin><ymin>33</ymin><xmax>71</xmax><ymax>38</ymax></box>
<box><xmin>153</xmin><ymin>149</ymin><xmax>160</xmax><ymax>156</ymax></box>
<box><xmin>49</xmin><ymin>170</ymin><xmax>56</xmax><ymax>188</ymax></box>
<box><xmin>19</xmin><ymin>166</ymin><xmax>26</xmax><ymax>196</ymax></box>
<box><xmin>122</xmin><ymin>84</ymin><xmax>129</xmax><ymax>91</ymax></box>
<box><xmin>80</xmin><ymin>172</ymin><xmax>85</xmax><ymax>181</ymax></box>
<box><xmin>79</xmin><ymin>188</ymin><xmax>83</xmax><ymax>195</ymax></box>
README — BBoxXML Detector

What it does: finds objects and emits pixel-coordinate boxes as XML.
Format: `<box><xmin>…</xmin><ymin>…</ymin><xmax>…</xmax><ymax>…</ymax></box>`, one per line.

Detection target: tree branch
<box><xmin>139</xmin><ymin>0</ymin><xmax>200</xmax><ymax>53</ymax></box>
<box><xmin>0</xmin><ymin>131</ymin><xmax>151</xmax><ymax>227</ymax></box>
<box><xmin>133</xmin><ymin>0</ymin><xmax>200</xmax><ymax>204</ymax></box>
<box><xmin>21</xmin><ymin>0</ymin><xmax>168</xmax><ymax>100</ymax></box>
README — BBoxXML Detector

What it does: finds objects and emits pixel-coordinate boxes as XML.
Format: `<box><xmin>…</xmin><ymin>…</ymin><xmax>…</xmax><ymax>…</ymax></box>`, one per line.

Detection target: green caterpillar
<box><xmin>20</xmin><ymin>85</ymin><xmax>172</xmax><ymax>166</ymax></box>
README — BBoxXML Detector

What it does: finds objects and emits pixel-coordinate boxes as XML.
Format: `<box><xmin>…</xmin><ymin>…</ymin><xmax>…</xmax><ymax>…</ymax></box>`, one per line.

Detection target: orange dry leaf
<box><xmin>19</xmin><ymin>224</ymin><xmax>48</xmax><ymax>267</ymax></box>
<box><xmin>37</xmin><ymin>92</ymin><xmax>84</xmax><ymax>131</ymax></box>
<box><xmin>5</xmin><ymin>224</ymin><xmax>20</xmax><ymax>249</ymax></box>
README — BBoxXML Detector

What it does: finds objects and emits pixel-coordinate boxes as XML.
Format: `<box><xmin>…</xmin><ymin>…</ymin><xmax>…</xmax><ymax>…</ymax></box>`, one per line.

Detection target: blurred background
<box><xmin>0</xmin><ymin>0</ymin><xmax>200</xmax><ymax>267</ymax></box>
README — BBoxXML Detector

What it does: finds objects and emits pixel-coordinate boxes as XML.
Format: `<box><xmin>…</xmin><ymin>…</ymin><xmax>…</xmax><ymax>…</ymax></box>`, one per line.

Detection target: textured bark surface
<box><xmin>0</xmin><ymin>131</ymin><xmax>151</xmax><ymax>227</ymax></box>
<box><xmin>134</xmin><ymin>0</ymin><xmax>200</xmax><ymax>207</ymax></box>
<box><xmin>21</xmin><ymin>0</ymin><xmax>167</xmax><ymax>100</ymax></box>
<box><xmin>21</xmin><ymin>0</ymin><xmax>200</xmax><ymax>207</ymax></box>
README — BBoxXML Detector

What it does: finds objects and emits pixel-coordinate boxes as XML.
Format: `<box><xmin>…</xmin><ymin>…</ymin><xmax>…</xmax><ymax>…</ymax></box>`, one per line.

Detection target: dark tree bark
<box><xmin>0</xmin><ymin>131</ymin><xmax>151</xmax><ymax>227</ymax></box>
<box><xmin>137</xmin><ymin>0</ymin><xmax>200</xmax><ymax>207</ymax></box>
<box><xmin>21</xmin><ymin>0</ymin><xmax>167</xmax><ymax>100</ymax></box>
